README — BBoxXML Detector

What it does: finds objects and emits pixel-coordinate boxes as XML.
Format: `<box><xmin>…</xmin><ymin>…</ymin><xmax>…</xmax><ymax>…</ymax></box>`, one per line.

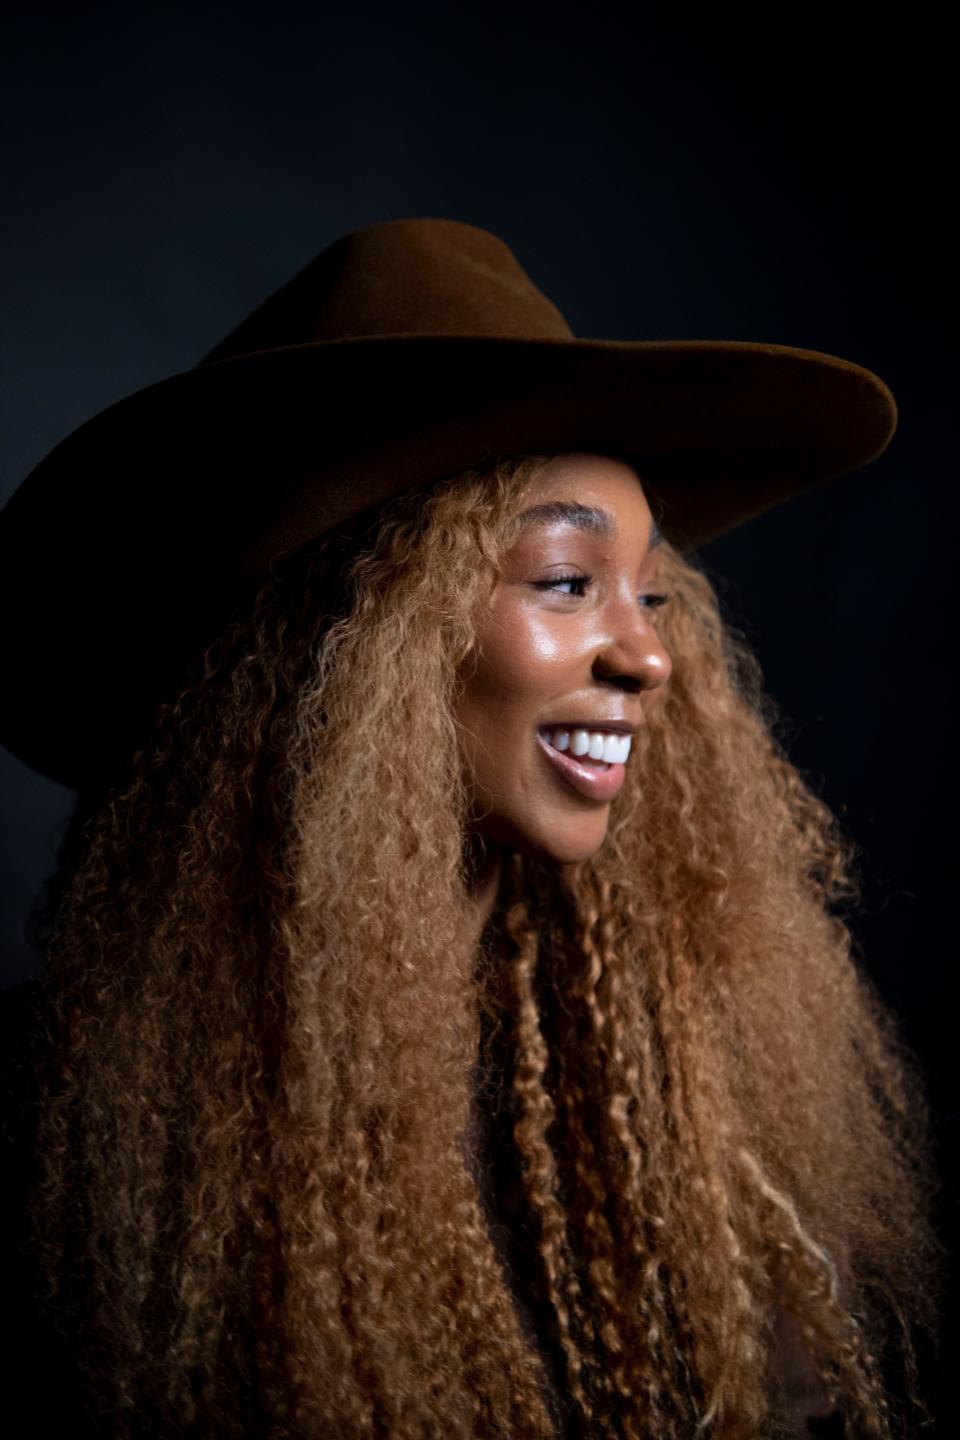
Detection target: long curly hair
<box><xmin>23</xmin><ymin>453</ymin><xmax>944</xmax><ymax>1438</ymax></box>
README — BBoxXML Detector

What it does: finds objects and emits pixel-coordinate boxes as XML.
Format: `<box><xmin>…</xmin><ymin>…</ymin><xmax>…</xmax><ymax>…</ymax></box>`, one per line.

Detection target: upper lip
<box><xmin>538</xmin><ymin>719</ymin><xmax>639</xmax><ymax>735</ymax></box>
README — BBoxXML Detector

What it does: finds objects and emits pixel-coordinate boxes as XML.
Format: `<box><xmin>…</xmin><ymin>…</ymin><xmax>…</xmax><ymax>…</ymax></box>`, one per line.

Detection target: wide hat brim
<box><xmin>0</xmin><ymin>327</ymin><xmax>896</xmax><ymax>790</ymax></box>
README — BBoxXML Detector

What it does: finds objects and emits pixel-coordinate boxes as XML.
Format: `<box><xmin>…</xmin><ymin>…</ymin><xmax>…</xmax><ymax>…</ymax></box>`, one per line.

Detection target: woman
<box><xmin>0</xmin><ymin>219</ymin><xmax>944</xmax><ymax>1438</ymax></box>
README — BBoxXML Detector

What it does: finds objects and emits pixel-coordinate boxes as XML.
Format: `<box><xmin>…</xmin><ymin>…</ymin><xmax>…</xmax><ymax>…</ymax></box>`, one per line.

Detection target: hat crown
<box><xmin>198</xmin><ymin>218</ymin><xmax>574</xmax><ymax>366</ymax></box>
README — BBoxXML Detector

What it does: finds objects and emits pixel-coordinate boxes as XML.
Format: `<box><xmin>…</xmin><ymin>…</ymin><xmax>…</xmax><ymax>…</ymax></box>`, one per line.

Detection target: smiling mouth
<box><xmin>537</xmin><ymin>726</ymin><xmax>633</xmax><ymax>768</ymax></box>
<box><xmin>535</xmin><ymin>731</ymin><xmax>628</xmax><ymax>802</ymax></box>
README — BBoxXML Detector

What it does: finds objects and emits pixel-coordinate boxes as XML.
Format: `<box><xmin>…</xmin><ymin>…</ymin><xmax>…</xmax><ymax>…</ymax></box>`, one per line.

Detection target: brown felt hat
<box><xmin>0</xmin><ymin>215</ymin><xmax>897</xmax><ymax>791</ymax></box>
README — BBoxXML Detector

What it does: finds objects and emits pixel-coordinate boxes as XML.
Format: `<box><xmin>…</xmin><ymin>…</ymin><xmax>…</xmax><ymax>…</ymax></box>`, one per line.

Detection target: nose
<box><xmin>591</xmin><ymin>601</ymin><xmax>673</xmax><ymax>696</ymax></box>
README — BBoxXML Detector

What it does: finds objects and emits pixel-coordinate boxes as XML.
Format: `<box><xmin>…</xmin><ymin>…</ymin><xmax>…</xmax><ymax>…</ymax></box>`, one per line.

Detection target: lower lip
<box><xmin>535</xmin><ymin>732</ymin><xmax>627</xmax><ymax>802</ymax></box>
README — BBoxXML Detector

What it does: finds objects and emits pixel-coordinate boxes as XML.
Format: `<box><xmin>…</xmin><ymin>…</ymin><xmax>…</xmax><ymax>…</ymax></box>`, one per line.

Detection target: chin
<box><xmin>510</xmin><ymin>818</ymin><xmax>610</xmax><ymax>867</ymax></box>
<box><xmin>537</xmin><ymin>836</ymin><xmax>607</xmax><ymax>866</ymax></box>
<box><xmin>471</xmin><ymin>801</ymin><xmax>610</xmax><ymax>868</ymax></box>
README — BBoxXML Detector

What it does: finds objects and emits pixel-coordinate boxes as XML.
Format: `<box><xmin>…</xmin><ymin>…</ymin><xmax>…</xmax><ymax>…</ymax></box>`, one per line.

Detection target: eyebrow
<box><xmin>517</xmin><ymin>501</ymin><xmax>663</xmax><ymax>552</ymax></box>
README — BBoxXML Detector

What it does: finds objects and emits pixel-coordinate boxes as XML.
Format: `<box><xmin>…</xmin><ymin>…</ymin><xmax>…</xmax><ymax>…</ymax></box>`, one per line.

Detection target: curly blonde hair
<box><xmin>25</xmin><ymin>453</ymin><xmax>944</xmax><ymax>1438</ymax></box>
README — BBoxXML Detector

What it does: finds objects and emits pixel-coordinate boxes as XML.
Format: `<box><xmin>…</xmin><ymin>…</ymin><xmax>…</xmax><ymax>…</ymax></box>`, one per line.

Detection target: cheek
<box><xmin>463</xmin><ymin>614</ymin><xmax>557</xmax><ymax>724</ymax></box>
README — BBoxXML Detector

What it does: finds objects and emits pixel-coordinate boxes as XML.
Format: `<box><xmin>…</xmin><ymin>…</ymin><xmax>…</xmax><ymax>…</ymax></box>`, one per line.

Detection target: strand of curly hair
<box><xmin>23</xmin><ymin>452</ymin><xmax>945</xmax><ymax>1437</ymax></box>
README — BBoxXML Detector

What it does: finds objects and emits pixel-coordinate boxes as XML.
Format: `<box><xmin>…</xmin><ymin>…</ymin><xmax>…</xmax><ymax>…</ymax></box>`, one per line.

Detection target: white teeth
<box><xmin>546</xmin><ymin>728</ymin><xmax>632</xmax><ymax>764</ymax></box>
<box><xmin>601</xmin><ymin>733</ymin><xmax>623</xmax><ymax>764</ymax></box>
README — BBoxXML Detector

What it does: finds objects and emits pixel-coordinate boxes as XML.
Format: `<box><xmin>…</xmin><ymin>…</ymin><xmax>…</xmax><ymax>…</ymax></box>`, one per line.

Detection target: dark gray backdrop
<box><xmin>2</xmin><ymin>3</ymin><xmax>955</xmax><ymax>1425</ymax></box>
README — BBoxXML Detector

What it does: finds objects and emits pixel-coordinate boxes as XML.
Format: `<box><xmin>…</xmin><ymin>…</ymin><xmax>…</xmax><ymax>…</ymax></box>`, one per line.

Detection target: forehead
<box><xmin>515</xmin><ymin>453</ymin><xmax>660</xmax><ymax>545</ymax></box>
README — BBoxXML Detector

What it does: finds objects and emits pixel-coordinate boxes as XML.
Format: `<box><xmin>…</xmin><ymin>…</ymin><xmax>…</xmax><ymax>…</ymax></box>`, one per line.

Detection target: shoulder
<box><xmin>0</xmin><ymin>975</ymin><xmax>44</xmax><ymax>1056</ymax></box>
<box><xmin>0</xmin><ymin>977</ymin><xmax>101</xmax><ymax>1435</ymax></box>
<box><xmin>0</xmin><ymin>977</ymin><xmax>44</xmax><ymax>1160</ymax></box>
<box><xmin>0</xmin><ymin>978</ymin><xmax>48</xmax><ymax>1221</ymax></box>
<box><xmin>0</xmin><ymin>978</ymin><xmax>47</xmax><ymax>1364</ymax></box>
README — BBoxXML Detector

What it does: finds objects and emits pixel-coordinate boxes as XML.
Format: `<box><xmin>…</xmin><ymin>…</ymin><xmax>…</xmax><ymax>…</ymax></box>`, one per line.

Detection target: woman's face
<box><xmin>455</xmin><ymin>453</ymin><xmax>673</xmax><ymax>865</ymax></box>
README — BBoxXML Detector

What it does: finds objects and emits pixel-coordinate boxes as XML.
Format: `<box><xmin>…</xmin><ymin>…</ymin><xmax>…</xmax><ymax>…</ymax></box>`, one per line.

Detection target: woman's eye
<box><xmin>534</xmin><ymin>574</ymin><xmax>672</xmax><ymax>609</ymax></box>
<box><xmin>536</xmin><ymin>572</ymin><xmax>591</xmax><ymax>597</ymax></box>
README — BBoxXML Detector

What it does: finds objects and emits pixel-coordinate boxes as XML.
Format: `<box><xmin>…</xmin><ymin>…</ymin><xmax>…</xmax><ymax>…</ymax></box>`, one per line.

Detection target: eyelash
<box><xmin>536</xmin><ymin>572</ymin><xmax>671</xmax><ymax>608</ymax></box>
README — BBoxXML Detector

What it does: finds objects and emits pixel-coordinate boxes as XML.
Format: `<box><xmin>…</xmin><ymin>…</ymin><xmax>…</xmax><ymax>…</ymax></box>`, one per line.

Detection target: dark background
<box><xmin>1</xmin><ymin>2</ymin><xmax>955</xmax><ymax>1428</ymax></box>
